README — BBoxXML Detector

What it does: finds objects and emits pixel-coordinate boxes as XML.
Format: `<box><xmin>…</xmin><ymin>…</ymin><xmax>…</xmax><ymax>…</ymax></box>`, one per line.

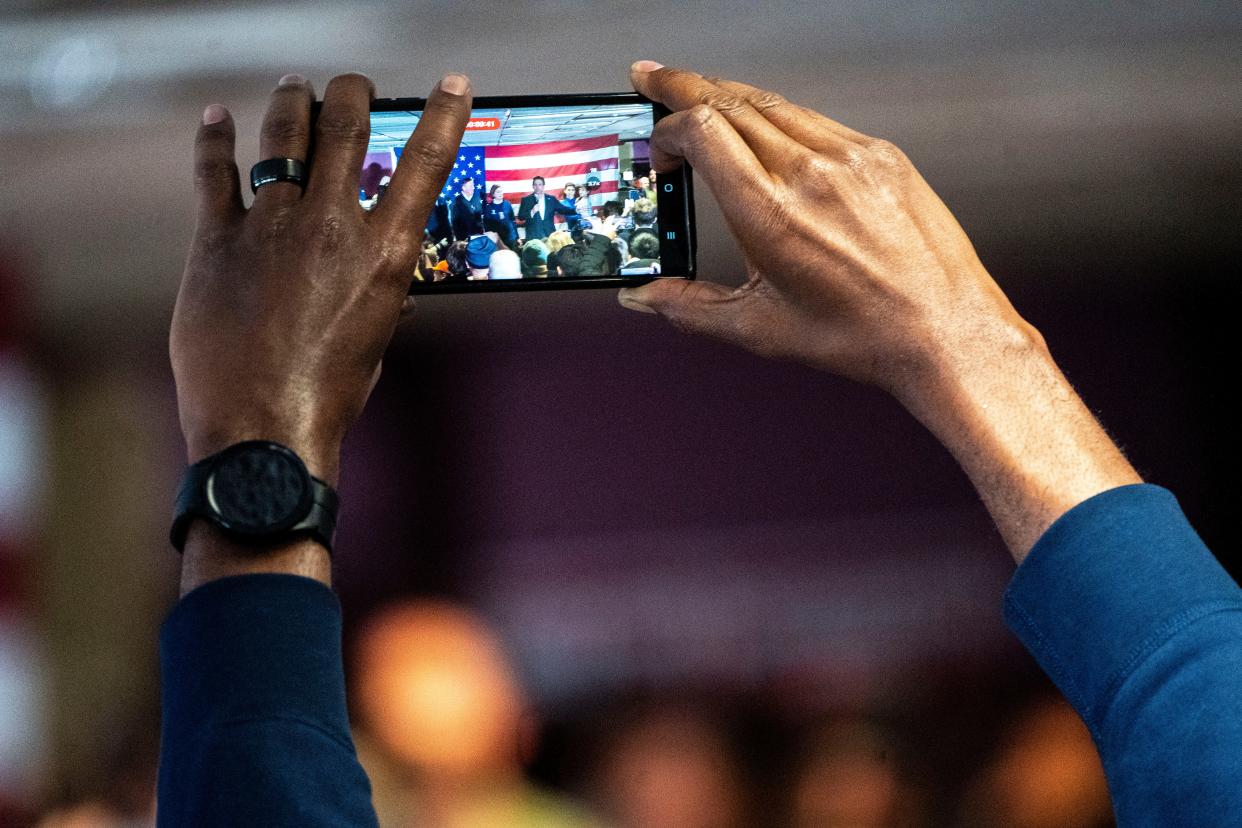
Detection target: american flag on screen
<box><xmin>392</xmin><ymin>145</ymin><xmax>486</xmax><ymax>201</ymax></box>
<box><xmin>409</xmin><ymin>144</ymin><xmax>481</xmax><ymax>198</ymax></box>
<box><xmin>442</xmin><ymin>146</ymin><xmax>486</xmax><ymax>200</ymax></box>
<box><xmin>484</xmin><ymin>134</ymin><xmax>619</xmax><ymax>206</ymax></box>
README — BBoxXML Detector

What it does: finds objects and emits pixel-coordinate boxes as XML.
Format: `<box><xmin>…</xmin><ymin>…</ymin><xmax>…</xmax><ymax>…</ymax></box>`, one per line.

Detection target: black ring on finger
<box><xmin>250</xmin><ymin>157</ymin><xmax>307</xmax><ymax>194</ymax></box>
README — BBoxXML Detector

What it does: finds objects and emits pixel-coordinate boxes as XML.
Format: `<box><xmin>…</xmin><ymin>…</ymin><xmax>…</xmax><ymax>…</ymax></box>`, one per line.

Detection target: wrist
<box><xmin>893</xmin><ymin>313</ymin><xmax>1050</xmax><ymax>425</ymax></box>
<box><xmin>185</xmin><ymin>426</ymin><xmax>341</xmax><ymax>486</ymax></box>
<box><xmin>180</xmin><ymin>523</ymin><xmax>331</xmax><ymax>595</ymax></box>
<box><xmin>892</xmin><ymin>315</ymin><xmax>1140</xmax><ymax>558</ymax></box>
<box><xmin>174</xmin><ymin>439</ymin><xmax>339</xmax><ymax>595</ymax></box>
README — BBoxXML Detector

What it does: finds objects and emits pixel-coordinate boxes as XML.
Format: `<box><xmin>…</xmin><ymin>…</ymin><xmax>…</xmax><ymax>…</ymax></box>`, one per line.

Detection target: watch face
<box><xmin>206</xmin><ymin>443</ymin><xmax>312</xmax><ymax>535</ymax></box>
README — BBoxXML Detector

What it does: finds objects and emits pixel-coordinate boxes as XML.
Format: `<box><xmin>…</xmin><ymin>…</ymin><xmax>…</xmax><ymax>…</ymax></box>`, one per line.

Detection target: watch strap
<box><xmin>170</xmin><ymin>443</ymin><xmax>339</xmax><ymax>553</ymax></box>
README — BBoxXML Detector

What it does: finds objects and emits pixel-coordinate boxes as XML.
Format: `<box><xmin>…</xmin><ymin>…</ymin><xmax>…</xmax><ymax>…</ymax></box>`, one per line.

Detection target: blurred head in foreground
<box><xmin>589</xmin><ymin>702</ymin><xmax>746</xmax><ymax>828</ymax></box>
<box><xmin>787</xmin><ymin>716</ymin><xmax>922</xmax><ymax>828</ymax></box>
<box><xmin>352</xmin><ymin>601</ymin><xmax>598</xmax><ymax>827</ymax></box>
<box><xmin>355</xmin><ymin>601</ymin><xmax>527</xmax><ymax>780</ymax></box>
<box><xmin>958</xmin><ymin>697</ymin><xmax>1112</xmax><ymax>828</ymax></box>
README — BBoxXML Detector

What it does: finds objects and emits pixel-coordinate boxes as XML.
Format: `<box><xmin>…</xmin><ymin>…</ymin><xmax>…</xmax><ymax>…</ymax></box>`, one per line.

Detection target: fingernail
<box><xmin>201</xmin><ymin>104</ymin><xmax>228</xmax><ymax>125</ymax></box>
<box><xmin>618</xmin><ymin>290</ymin><xmax>657</xmax><ymax>314</ymax></box>
<box><xmin>439</xmin><ymin>73</ymin><xmax>470</xmax><ymax>95</ymax></box>
<box><xmin>631</xmin><ymin>60</ymin><xmax>664</xmax><ymax>73</ymax></box>
<box><xmin>278</xmin><ymin>73</ymin><xmax>306</xmax><ymax>86</ymax></box>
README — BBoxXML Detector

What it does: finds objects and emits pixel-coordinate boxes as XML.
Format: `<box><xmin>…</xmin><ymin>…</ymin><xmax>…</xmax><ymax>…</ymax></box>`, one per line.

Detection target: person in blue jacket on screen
<box><xmin>559</xmin><ymin>181</ymin><xmax>590</xmax><ymax>234</ymax></box>
<box><xmin>482</xmin><ymin>183</ymin><xmax>517</xmax><ymax>248</ymax></box>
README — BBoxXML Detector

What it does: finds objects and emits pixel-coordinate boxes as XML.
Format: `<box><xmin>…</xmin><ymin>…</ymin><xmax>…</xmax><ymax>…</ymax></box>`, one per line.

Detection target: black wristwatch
<box><xmin>170</xmin><ymin>440</ymin><xmax>339</xmax><ymax>553</ymax></box>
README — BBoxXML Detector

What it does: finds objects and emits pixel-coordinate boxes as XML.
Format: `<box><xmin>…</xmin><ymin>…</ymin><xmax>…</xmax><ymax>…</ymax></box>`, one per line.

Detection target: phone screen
<box><xmin>360</xmin><ymin>94</ymin><xmax>694</xmax><ymax>292</ymax></box>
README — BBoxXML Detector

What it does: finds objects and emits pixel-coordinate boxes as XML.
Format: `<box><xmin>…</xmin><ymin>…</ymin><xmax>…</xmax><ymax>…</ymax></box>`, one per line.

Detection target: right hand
<box><xmin>618</xmin><ymin>63</ymin><xmax>1041</xmax><ymax>400</ymax></box>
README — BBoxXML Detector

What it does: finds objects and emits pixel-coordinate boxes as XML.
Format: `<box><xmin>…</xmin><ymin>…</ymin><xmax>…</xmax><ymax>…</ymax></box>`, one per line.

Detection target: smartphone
<box><xmin>358</xmin><ymin>93</ymin><xmax>695</xmax><ymax>293</ymax></box>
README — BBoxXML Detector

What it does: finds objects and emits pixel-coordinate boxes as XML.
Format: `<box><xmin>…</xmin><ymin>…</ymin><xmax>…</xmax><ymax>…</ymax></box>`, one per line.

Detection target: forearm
<box><xmin>897</xmin><ymin>317</ymin><xmax>1141</xmax><ymax>562</ymax></box>
<box><xmin>161</xmin><ymin>70</ymin><xmax>472</xmax><ymax>827</ymax></box>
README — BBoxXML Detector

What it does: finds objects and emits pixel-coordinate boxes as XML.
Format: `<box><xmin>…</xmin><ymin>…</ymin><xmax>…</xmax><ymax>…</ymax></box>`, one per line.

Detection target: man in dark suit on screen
<box><xmin>516</xmin><ymin>175</ymin><xmax>578</xmax><ymax>241</ymax></box>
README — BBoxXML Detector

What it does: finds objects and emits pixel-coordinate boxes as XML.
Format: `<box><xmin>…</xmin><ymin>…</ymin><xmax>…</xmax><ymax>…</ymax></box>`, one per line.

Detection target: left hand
<box><xmin>170</xmin><ymin>72</ymin><xmax>472</xmax><ymax>484</ymax></box>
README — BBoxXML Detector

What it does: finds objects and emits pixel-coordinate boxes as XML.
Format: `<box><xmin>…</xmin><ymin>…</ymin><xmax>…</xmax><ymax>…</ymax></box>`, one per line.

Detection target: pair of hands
<box><xmin>173</xmin><ymin>62</ymin><xmax>1022</xmax><ymax>481</ymax></box>
<box><xmin>175</xmin><ymin>62</ymin><xmax>1136</xmax><ymax>579</ymax></box>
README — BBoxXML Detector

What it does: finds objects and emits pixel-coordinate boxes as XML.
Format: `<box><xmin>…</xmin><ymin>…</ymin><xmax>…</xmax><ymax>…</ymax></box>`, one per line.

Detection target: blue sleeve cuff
<box><xmin>159</xmin><ymin>573</ymin><xmax>353</xmax><ymax>753</ymax></box>
<box><xmin>158</xmin><ymin>574</ymin><xmax>379</xmax><ymax>826</ymax></box>
<box><xmin>1003</xmin><ymin>484</ymin><xmax>1242</xmax><ymax>739</ymax></box>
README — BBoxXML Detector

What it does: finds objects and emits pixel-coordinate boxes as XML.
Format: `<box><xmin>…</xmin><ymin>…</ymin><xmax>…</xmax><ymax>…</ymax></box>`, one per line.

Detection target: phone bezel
<box><xmin>359</xmin><ymin>92</ymin><xmax>696</xmax><ymax>294</ymax></box>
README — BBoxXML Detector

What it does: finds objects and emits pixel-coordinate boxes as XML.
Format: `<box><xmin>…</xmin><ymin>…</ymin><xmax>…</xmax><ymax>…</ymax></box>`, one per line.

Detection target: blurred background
<box><xmin>1</xmin><ymin>1</ymin><xmax>1239</xmax><ymax>825</ymax></box>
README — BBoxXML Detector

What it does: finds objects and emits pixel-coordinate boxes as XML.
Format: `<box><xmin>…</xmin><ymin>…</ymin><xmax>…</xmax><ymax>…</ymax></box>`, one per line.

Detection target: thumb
<box><xmin>617</xmin><ymin>278</ymin><xmax>751</xmax><ymax>339</ymax></box>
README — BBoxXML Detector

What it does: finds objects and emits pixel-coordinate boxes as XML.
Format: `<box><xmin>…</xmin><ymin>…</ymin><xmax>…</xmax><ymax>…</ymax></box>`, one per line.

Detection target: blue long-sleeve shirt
<box><xmin>157</xmin><ymin>484</ymin><xmax>1242</xmax><ymax>825</ymax></box>
<box><xmin>1004</xmin><ymin>484</ymin><xmax>1242</xmax><ymax>824</ymax></box>
<box><xmin>158</xmin><ymin>575</ymin><xmax>379</xmax><ymax>826</ymax></box>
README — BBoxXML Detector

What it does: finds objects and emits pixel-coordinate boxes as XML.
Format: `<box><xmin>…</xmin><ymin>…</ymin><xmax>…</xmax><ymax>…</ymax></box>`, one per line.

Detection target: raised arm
<box><xmin>618</xmin><ymin>62</ymin><xmax>1241</xmax><ymax>823</ymax></box>
<box><xmin>161</xmin><ymin>71</ymin><xmax>472</xmax><ymax>826</ymax></box>
<box><xmin>553</xmin><ymin>197</ymin><xmax>581</xmax><ymax>217</ymax></box>
<box><xmin>619</xmin><ymin>63</ymin><xmax>1138</xmax><ymax>561</ymax></box>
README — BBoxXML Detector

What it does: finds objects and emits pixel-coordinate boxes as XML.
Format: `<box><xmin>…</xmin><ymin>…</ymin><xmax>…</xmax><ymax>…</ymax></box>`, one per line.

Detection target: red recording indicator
<box><xmin>465</xmin><ymin>117</ymin><xmax>501</xmax><ymax>131</ymax></box>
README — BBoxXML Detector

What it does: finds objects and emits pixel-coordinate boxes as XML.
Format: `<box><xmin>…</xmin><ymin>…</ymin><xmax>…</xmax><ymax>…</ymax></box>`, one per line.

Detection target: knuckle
<box><xmin>697</xmin><ymin>89</ymin><xmax>746</xmax><ymax>116</ymax></box>
<box><xmin>683</xmin><ymin>104</ymin><xmax>719</xmax><ymax>136</ymax></box>
<box><xmin>263</xmin><ymin>115</ymin><xmax>309</xmax><ymax>147</ymax></box>
<box><xmin>649</xmin><ymin>114</ymin><xmax>676</xmax><ymax>142</ymax></box>
<box><xmin>298</xmin><ymin>211</ymin><xmax>357</xmax><ymax>255</ymax></box>
<box><xmin>842</xmin><ymin>145</ymin><xmax>870</xmax><ymax>172</ymax></box>
<box><xmin>788</xmin><ymin>151</ymin><xmax>839</xmax><ymax>185</ymax></box>
<box><xmin>316</xmin><ymin>112</ymin><xmax>369</xmax><ymax>144</ymax></box>
<box><xmin>377</xmin><ymin>237</ymin><xmax>417</xmax><ymax>282</ymax></box>
<box><xmin>252</xmin><ymin>210</ymin><xmax>292</xmax><ymax>245</ymax></box>
<box><xmin>749</xmin><ymin>90</ymin><xmax>788</xmax><ymax>113</ymax></box>
<box><xmin>309</xmin><ymin>212</ymin><xmax>347</xmax><ymax>252</ymax></box>
<box><xmin>756</xmin><ymin>194</ymin><xmax>791</xmax><ymax>228</ymax></box>
<box><xmin>404</xmin><ymin>136</ymin><xmax>454</xmax><ymax>173</ymax></box>
<box><xmin>865</xmin><ymin>137</ymin><xmax>909</xmax><ymax>168</ymax></box>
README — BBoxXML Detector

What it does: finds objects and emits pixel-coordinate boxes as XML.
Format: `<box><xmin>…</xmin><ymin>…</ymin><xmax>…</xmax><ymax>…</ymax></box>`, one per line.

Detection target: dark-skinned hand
<box><xmin>171</xmin><ymin>71</ymin><xmax>471</xmax><ymax>591</ymax></box>
<box><xmin>171</xmin><ymin>72</ymin><xmax>472</xmax><ymax>485</ymax></box>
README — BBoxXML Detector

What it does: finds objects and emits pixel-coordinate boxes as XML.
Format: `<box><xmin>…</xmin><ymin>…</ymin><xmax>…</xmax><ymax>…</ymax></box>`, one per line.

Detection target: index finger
<box><xmin>372</xmin><ymin>73</ymin><xmax>473</xmax><ymax>240</ymax></box>
<box><xmin>707</xmin><ymin>77</ymin><xmax>871</xmax><ymax>153</ymax></box>
<box><xmin>632</xmin><ymin>63</ymin><xmax>804</xmax><ymax>174</ymax></box>
<box><xmin>631</xmin><ymin>65</ymin><xmax>776</xmax><ymax>233</ymax></box>
<box><xmin>646</xmin><ymin>106</ymin><xmax>775</xmax><ymax>251</ymax></box>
